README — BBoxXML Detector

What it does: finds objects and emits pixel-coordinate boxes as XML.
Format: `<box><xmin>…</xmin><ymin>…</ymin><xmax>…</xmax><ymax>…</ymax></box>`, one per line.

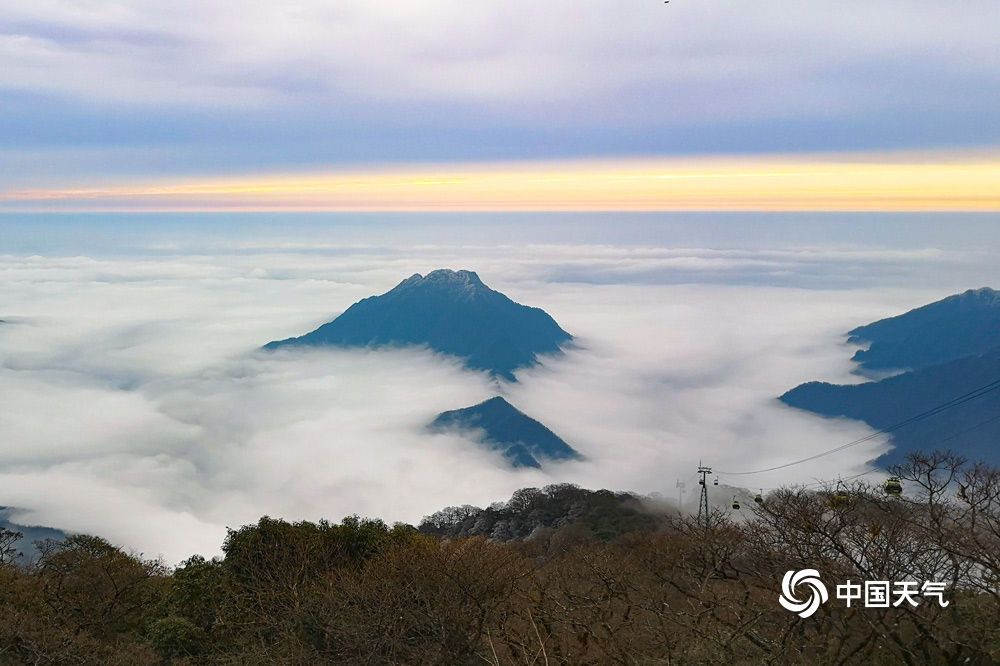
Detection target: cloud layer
<box><xmin>3</xmin><ymin>215</ymin><xmax>995</xmax><ymax>562</ymax></box>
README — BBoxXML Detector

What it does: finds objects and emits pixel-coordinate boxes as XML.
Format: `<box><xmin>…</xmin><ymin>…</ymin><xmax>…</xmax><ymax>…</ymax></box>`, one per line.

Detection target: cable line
<box><xmin>927</xmin><ymin>411</ymin><xmax>1000</xmax><ymax>446</ymax></box>
<box><xmin>715</xmin><ymin>469</ymin><xmax>872</xmax><ymax>493</ymax></box>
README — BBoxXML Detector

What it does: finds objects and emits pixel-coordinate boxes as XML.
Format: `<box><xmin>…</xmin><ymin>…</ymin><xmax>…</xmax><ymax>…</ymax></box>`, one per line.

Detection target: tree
<box><xmin>0</xmin><ymin>526</ymin><xmax>22</xmax><ymax>566</ymax></box>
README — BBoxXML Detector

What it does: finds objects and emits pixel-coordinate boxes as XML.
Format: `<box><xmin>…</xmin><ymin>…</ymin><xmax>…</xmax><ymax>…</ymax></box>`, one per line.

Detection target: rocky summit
<box><xmin>264</xmin><ymin>269</ymin><xmax>572</xmax><ymax>381</ymax></box>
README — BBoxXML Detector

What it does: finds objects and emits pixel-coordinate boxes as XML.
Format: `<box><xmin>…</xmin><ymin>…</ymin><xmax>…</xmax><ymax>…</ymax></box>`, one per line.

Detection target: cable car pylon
<box><xmin>697</xmin><ymin>462</ymin><xmax>712</xmax><ymax>528</ymax></box>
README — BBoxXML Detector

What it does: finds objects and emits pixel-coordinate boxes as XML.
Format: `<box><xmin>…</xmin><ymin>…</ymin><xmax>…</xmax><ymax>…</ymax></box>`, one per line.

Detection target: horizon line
<box><xmin>3</xmin><ymin>150</ymin><xmax>1000</xmax><ymax>212</ymax></box>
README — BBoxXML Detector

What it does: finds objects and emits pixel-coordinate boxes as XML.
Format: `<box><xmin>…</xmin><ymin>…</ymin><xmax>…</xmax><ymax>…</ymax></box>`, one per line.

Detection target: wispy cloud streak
<box><xmin>3</xmin><ymin>153</ymin><xmax>1000</xmax><ymax>212</ymax></box>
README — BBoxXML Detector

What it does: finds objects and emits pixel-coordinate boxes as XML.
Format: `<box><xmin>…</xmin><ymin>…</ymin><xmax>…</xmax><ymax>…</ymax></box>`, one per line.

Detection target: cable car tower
<box><xmin>697</xmin><ymin>463</ymin><xmax>712</xmax><ymax>528</ymax></box>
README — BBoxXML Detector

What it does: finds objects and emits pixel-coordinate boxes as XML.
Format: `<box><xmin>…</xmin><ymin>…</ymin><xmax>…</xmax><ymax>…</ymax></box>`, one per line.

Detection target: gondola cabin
<box><xmin>884</xmin><ymin>477</ymin><xmax>903</xmax><ymax>496</ymax></box>
<box><xmin>830</xmin><ymin>482</ymin><xmax>850</xmax><ymax>507</ymax></box>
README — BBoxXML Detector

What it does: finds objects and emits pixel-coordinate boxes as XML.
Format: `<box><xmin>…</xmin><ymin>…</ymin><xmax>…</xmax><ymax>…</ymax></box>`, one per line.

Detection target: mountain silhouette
<box><xmin>430</xmin><ymin>396</ymin><xmax>582</xmax><ymax>468</ymax></box>
<box><xmin>781</xmin><ymin>350</ymin><xmax>1000</xmax><ymax>467</ymax></box>
<box><xmin>781</xmin><ymin>288</ymin><xmax>1000</xmax><ymax>467</ymax></box>
<box><xmin>0</xmin><ymin>507</ymin><xmax>66</xmax><ymax>561</ymax></box>
<box><xmin>264</xmin><ymin>269</ymin><xmax>571</xmax><ymax>381</ymax></box>
<box><xmin>848</xmin><ymin>288</ymin><xmax>1000</xmax><ymax>373</ymax></box>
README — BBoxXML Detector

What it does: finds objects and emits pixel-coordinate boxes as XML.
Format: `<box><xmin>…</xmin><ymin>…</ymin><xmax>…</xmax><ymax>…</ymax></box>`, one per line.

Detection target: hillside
<box><xmin>2</xmin><ymin>456</ymin><xmax>997</xmax><ymax>666</ymax></box>
<box><xmin>418</xmin><ymin>484</ymin><xmax>667</xmax><ymax>541</ymax></box>
<box><xmin>781</xmin><ymin>288</ymin><xmax>1000</xmax><ymax>466</ymax></box>
<box><xmin>848</xmin><ymin>287</ymin><xmax>1000</xmax><ymax>372</ymax></box>
<box><xmin>780</xmin><ymin>350</ymin><xmax>1000</xmax><ymax>466</ymax></box>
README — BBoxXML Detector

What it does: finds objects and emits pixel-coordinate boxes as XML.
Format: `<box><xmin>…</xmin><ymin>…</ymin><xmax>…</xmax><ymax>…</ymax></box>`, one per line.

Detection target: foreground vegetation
<box><xmin>1</xmin><ymin>451</ymin><xmax>999</xmax><ymax>665</ymax></box>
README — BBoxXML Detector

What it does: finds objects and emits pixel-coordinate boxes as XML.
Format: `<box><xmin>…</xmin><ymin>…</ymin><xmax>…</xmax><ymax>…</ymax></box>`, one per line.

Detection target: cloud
<box><xmin>1</xmin><ymin>0</ymin><xmax>998</xmax><ymax>179</ymax></box>
<box><xmin>502</xmin><ymin>284</ymin><xmax>904</xmax><ymax>495</ymax></box>
<box><xmin>0</xmin><ymin>220</ymin><xmax>995</xmax><ymax>562</ymax></box>
<box><xmin>2</xmin><ymin>1</ymin><xmax>996</xmax><ymax>118</ymax></box>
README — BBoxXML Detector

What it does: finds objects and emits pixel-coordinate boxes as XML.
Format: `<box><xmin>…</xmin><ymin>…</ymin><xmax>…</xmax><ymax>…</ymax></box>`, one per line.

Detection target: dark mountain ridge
<box><xmin>781</xmin><ymin>288</ymin><xmax>1000</xmax><ymax>467</ymax></box>
<box><xmin>0</xmin><ymin>507</ymin><xmax>67</xmax><ymax>561</ymax></box>
<box><xmin>781</xmin><ymin>349</ymin><xmax>1000</xmax><ymax>466</ymax></box>
<box><xmin>429</xmin><ymin>396</ymin><xmax>581</xmax><ymax>468</ymax></box>
<box><xmin>848</xmin><ymin>287</ymin><xmax>1000</xmax><ymax>372</ymax></box>
<box><xmin>265</xmin><ymin>269</ymin><xmax>572</xmax><ymax>381</ymax></box>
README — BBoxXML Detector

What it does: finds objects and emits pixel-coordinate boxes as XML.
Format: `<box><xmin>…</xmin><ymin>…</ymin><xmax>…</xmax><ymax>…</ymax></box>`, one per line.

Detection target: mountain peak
<box><xmin>264</xmin><ymin>269</ymin><xmax>571</xmax><ymax>380</ymax></box>
<box><xmin>394</xmin><ymin>270</ymin><xmax>487</xmax><ymax>301</ymax></box>
<box><xmin>425</xmin><ymin>268</ymin><xmax>484</xmax><ymax>285</ymax></box>
<box><xmin>429</xmin><ymin>396</ymin><xmax>581</xmax><ymax>468</ymax></box>
<box><xmin>958</xmin><ymin>287</ymin><xmax>1000</xmax><ymax>303</ymax></box>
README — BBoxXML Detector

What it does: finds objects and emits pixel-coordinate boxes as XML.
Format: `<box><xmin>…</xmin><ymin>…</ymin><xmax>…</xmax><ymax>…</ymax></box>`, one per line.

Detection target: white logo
<box><xmin>779</xmin><ymin>569</ymin><xmax>829</xmax><ymax>618</ymax></box>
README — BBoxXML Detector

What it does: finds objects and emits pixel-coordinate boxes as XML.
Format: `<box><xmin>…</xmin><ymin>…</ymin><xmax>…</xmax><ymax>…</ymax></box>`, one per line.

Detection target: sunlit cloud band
<box><xmin>3</xmin><ymin>152</ymin><xmax>999</xmax><ymax>212</ymax></box>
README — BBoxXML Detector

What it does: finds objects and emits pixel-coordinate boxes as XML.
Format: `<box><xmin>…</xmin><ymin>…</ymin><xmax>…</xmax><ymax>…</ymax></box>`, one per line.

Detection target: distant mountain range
<box><xmin>430</xmin><ymin>396</ymin><xmax>581</xmax><ymax>468</ymax></box>
<box><xmin>265</xmin><ymin>269</ymin><xmax>572</xmax><ymax>381</ymax></box>
<box><xmin>781</xmin><ymin>288</ymin><xmax>1000</xmax><ymax>467</ymax></box>
<box><xmin>848</xmin><ymin>287</ymin><xmax>1000</xmax><ymax>374</ymax></box>
<box><xmin>0</xmin><ymin>507</ymin><xmax>66</xmax><ymax>561</ymax></box>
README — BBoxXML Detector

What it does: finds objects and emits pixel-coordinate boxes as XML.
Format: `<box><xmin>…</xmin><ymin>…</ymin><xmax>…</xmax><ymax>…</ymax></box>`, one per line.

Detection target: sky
<box><xmin>1</xmin><ymin>1</ymin><xmax>999</xmax><ymax>207</ymax></box>
<box><xmin>2</xmin><ymin>3</ymin><xmax>1000</xmax><ymax>561</ymax></box>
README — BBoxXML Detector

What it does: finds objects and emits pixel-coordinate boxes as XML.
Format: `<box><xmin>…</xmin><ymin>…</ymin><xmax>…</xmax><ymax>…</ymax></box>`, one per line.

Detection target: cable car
<box><xmin>732</xmin><ymin>495</ymin><xmax>740</xmax><ymax>510</ymax></box>
<box><xmin>884</xmin><ymin>477</ymin><xmax>903</xmax><ymax>496</ymax></box>
<box><xmin>713</xmin><ymin>477</ymin><xmax>719</xmax><ymax>486</ymax></box>
<box><xmin>830</xmin><ymin>481</ymin><xmax>850</xmax><ymax>507</ymax></box>
<box><xmin>753</xmin><ymin>490</ymin><xmax>763</xmax><ymax>505</ymax></box>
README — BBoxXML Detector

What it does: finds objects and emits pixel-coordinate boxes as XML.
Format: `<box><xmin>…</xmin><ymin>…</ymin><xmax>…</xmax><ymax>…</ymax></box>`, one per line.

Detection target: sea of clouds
<box><xmin>2</xmin><ymin>213</ymin><xmax>999</xmax><ymax>563</ymax></box>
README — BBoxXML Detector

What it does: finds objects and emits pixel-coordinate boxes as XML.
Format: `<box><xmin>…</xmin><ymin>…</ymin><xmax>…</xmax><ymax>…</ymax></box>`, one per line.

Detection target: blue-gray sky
<box><xmin>2</xmin><ymin>1</ymin><xmax>999</xmax><ymax>188</ymax></box>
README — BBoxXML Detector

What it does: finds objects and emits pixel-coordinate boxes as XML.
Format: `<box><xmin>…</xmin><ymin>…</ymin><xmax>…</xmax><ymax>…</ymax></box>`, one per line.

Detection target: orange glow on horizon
<box><xmin>3</xmin><ymin>152</ymin><xmax>1000</xmax><ymax>212</ymax></box>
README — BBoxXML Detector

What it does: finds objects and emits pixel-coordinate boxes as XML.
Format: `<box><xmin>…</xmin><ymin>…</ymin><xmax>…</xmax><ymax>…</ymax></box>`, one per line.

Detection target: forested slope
<box><xmin>1</xmin><ymin>453</ymin><xmax>998</xmax><ymax>665</ymax></box>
